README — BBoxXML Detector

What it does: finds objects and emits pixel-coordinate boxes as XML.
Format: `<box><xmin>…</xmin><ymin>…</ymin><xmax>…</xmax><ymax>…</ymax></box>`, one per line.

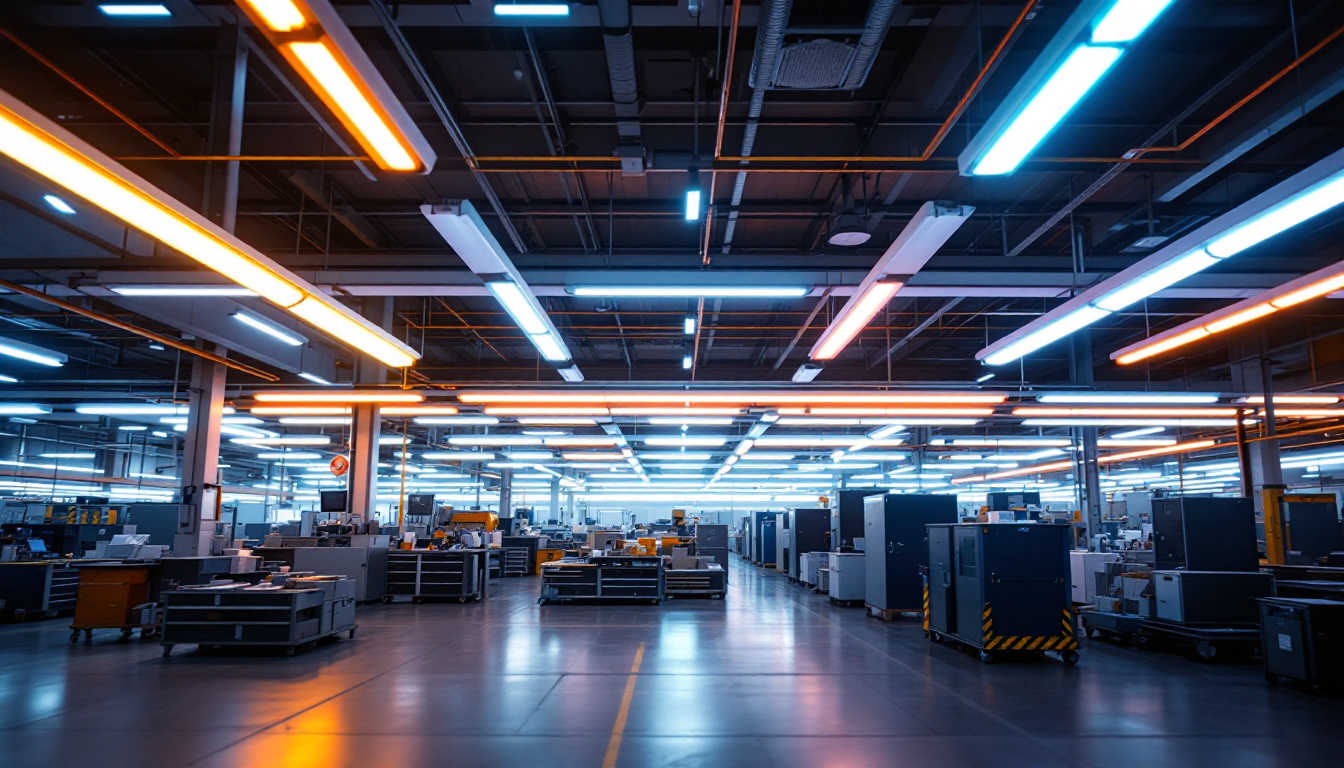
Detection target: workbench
<box><xmin>161</xmin><ymin>579</ymin><xmax>356</xmax><ymax>657</ymax></box>
<box><xmin>0</xmin><ymin>560</ymin><xmax>82</xmax><ymax>618</ymax></box>
<box><xmin>385</xmin><ymin>549</ymin><xmax>488</xmax><ymax>603</ymax></box>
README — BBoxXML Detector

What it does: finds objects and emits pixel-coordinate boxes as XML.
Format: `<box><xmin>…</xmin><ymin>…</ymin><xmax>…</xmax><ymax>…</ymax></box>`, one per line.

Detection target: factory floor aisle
<box><xmin>1</xmin><ymin>561</ymin><xmax>1342</xmax><ymax>768</ymax></box>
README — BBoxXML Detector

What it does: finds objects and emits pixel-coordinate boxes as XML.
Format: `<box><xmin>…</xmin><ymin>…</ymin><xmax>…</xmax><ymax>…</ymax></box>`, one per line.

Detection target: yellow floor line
<box><xmin>602</xmin><ymin>642</ymin><xmax>645</xmax><ymax>768</ymax></box>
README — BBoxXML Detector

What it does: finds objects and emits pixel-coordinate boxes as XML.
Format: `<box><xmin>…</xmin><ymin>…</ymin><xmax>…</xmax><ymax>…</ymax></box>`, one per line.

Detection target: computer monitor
<box><xmin>26</xmin><ymin>539</ymin><xmax>47</xmax><ymax>554</ymax></box>
<box><xmin>320</xmin><ymin>490</ymin><xmax>348</xmax><ymax>513</ymax></box>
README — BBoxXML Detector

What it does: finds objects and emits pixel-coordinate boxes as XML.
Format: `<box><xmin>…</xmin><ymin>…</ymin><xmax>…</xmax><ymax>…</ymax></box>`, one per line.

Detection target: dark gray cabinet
<box><xmin>864</xmin><ymin>494</ymin><xmax>957</xmax><ymax>611</ymax></box>
<box><xmin>1153</xmin><ymin>497</ymin><xmax>1257</xmax><ymax>572</ymax></box>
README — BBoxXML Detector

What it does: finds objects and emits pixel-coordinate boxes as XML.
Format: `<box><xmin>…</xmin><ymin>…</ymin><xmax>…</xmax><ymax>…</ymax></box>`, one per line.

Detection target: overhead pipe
<box><xmin>599</xmin><ymin>0</ymin><xmax>642</xmax><ymax>145</ymax></box>
<box><xmin>0</xmin><ymin>279</ymin><xmax>279</xmax><ymax>382</ymax></box>
<box><xmin>697</xmin><ymin>0</ymin><xmax>744</xmax><ymax>268</ymax></box>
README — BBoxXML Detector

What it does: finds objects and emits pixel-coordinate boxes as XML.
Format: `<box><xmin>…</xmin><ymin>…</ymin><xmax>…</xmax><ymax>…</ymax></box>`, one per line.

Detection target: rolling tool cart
<box><xmin>385</xmin><ymin>549</ymin><xmax>487</xmax><ymax>603</ymax></box>
<box><xmin>0</xmin><ymin>560</ymin><xmax>81</xmax><ymax>619</ymax></box>
<box><xmin>160</xmin><ymin>578</ymin><xmax>356</xmax><ymax>657</ymax></box>
<box><xmin>926</xmin><ymin>523</ymin><xmax>1078</xmax><ymax>665</ymax></box>
<box><xmin>69</xmin><ymin>563</ymin><xmax>158</xmax><ymax>643</ymax></box>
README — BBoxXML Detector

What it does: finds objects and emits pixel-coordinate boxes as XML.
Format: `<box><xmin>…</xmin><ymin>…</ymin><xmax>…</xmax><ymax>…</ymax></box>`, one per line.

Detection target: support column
<box><xmin>498</xmin><ymin>468</ymin><xmax>513</xmax><ymax>518</ymax></box>
<box><xmin>203</xmin><ymin>26</ymin><xmax>247</xmax><ymax>232</ymax></box>
<box><xmin>175</xmin><ymin>343</ymin><xmax>227</xmax><ymax>555</ymax></box>
<box><xmin>347</xmin><ymin>404</ymin><xmax>380</xmax><ymax>525</ymax></box>
<box><xmin>348</xmin><ymin>297</ymin><xmax>393</xmax><ymax>526</ymax></box>
<box><xmin>1068</xmin><ymin>334</ymin><xmax>1101</xmax><ymax>540</ymax></box>
<box><xmin>549</xmin><ymin>478</ymin><xmax>561</xmax><ymax>524</ymax></box>
<box><xmin>1230</xmin><ymin>348</ymin><xmax>1283</xmax><ymax>510</ymax></box>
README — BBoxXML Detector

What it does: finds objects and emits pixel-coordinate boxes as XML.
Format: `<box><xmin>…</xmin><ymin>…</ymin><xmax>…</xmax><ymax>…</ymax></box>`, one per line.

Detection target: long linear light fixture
<box><xmin>234</xmin><ymin>0</ymin><xmax>434</xmax><ymax>172</ymax></box>
<box><xmin>810</xmin><ymin>202</ymin><xmax>974</xmax><ymax>360</ymax></box>
<box><xmin>1036</xmin><ymin>392</ymin><xmax>1219</xmax><ymax>404</ymax></box>
<box><xmin>569</xmin><ymin>286</ymin><xmax>809</xmax><ymax>298</ymax></box>
<box><xmin>1013</xmin><ymin>407</ymin><xmax>1237</xmax><ymax>418</ymax></box>
<box><xmin>1241</xmin><ymin>395</ymin><xmax>1340</xmax><ymax>405</ymax></box>
<box><xmin>0</xmin><ymin>336</ymin><xmax>67</xmax><ymax>367</ymax></box>
<box><xmin>253</xmin><ymin>390</ymin><xmax>425</xmax><ymax>404</ymax></box>
<box><xmin>954</xmin><ymin>438</ymin><xmax>1217</xmax><ymax>484</ymax></box>
<box><xmin>779</xmin><ymin>407</ymin><xmax>995</xmax><ymax>417</ymax></box>
<box><xmin>959</xmin><ymin>0</ymin><xmax>1176</xmax><ymax>176</ymax></box>
<box><xmin>0</xmin><ymin>88</ymin><xmax>417</xmax><ymax>368</ymax></box>
<box><xmin>455</xmin><ymin>390</ymin><xmax>1006</xmax><ymax>405</ymax></box>
<box><xmin>421</xmin><ymin>201</ymin><xmax>571</xmax><ymax>363</ymax></box>
<box><xmin>1112</xmin><ymin>255</ymin><xmax>1344</xmax><ymax>365</ymax></box>
<box><xmin>980</xmin><ymin>145</ymin><xmax>1344</xmax><ymax>367</ymax></box>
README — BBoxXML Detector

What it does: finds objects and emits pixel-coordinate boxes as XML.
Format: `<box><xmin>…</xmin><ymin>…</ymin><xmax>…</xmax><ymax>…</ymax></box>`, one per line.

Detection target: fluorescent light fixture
<box><xmin>516</xmin><ymin>417</ymin><xmax>596</xmax><ymax>426</ymax></box>
<box><xmin>0</xmin><ymin>88</ymin><xmax>418</xmax><ymax>367</ymax></box>
<box><xmin>413</xmin><ymin>416</ymin><xmax>500</xmax><ymax>426</ymax></box>
<box><xmin>234</xmin><ymin>0</ymin><xmax>434</xmax><ymax>172</ymax></box>
<box><xmin>256</xmin><ymin>451</ymin><xmax>324</xmax><ymax>460</ymax></box>
<box><xmin>494</xmin><ymin>3</ymin><xmax>570</xmax><ymax>16</ymax></box>
<box><xmin>683</xmin><ymin>317</ymin><xmax>697</xmax><ymax>336</ymax></box>
<box><xmin>811</xmin><ymin>282</ymin><xmax>901</xmax><ymax>360</ymax></box>
<box><xmin>543</xmin><ymin>436</ymin><xmax>620</xmax><ymax>446</ymax></box>
<box><xmin>969</xmin><ymin>45</ymin><xmax>1122</xmax><ymax>176</ymax></box>
<box><xmin>43</xmin><ymin>194</ymin><xmax>76</xmax><ymax>214</ymax></box>
<box><xmin>39</xmin><ymin>452</ymin><xmax>95</xmax><ymax>459</ymax></box>
<box><xmin>0</xmin><ymin>336</ymin><xmax>66</xmax><ymax>367</ymax></box>
<box><xmin>983</xmin><ymin>306</ymin><xmax>1111</xmax><ymax>366</ymax></box>
<box><xmin>232</xmin><ymin>436</ymin><xmax>332</xmax><ymax>446</ymax></box>
<box><xmin>811</xmin><ymin>202</ymin><xmax>973</xmax><ymax>360</ymax></box>
<box><xmin>298</xmin><ymin>372</ymin><xmax>332</xmax><ymax>385</ymax></box>
<box><xmin>685</xmin><ymin>187</ymin><xmax>702</xmax><ymax>222</ymax></box>
<box><xmin>1037</xmin><ymin>392</ymin><xmax>1220</xmax><ymax>405</ymax></box>
<box><xmin>1091</xmin><ymin>0</ymin><xmax>1177</xmax><ymax>44</ymax></box>
<box><xmin>640</xmin><ymin>453</ymin><xmax>714</xmax><ymax>461</ymax></box>
<box><xmin>1206</xmin><ymin>175</ymin><xmax>1344</xmax><ymax>258</ymax></box>
<box><xmin>569</xmin><ymin>286</ymin><xmax>809</xmax><ymax>298</ymax></box>
<box><xmin>233</xmin><ymin>310</ymin><xmax>306</xmax><ymax>346</ymax></box>
<box><xmin>487</xmin><ymin>281</ymin><xmax>548</xmax><ymax>335</ymax></box>
<box><xmin>110</xmin><ymin>284</ymin><xmax>258</xmax><ymax>297</ymax></box>
<box><xmin>99</xmin><ymin>4</ymin><xmax>171</xmax><ymax>16</ymax></box>
<box><xmin>118</xmin><ymin>425</ymin><xmax>148</xmax><ymax>431</ymax></box>
<box><xmin>279</xmin><ymin>416</ymin><xmax>351</xmax><ymax>425</ymax></box>
<box><xmin>647</xmin><ymin>417</ymin><xmax>734</xmax><ymax>426</ymax></box>
<box><xmin>976</xmin><ymin>373</ymin><xmax>995</xmax><ymax>383</ymax></box>
<box><xmin>79</xmin><ymin>404</ymin><xmax>192</xmax><ymax>416</ymax></box>
<box><xmin>448</xmin><ymin>436</ymin><xmax>543</xmax><ymax>446</ymax></box>
<box><xmin>682</xmin><ymin>354</ymin><xmax>693</xmax><ymax>370</ymax></box>
<box><xmin>642</xmin><ymin>436</ymin><xmax>726</xmax><ymax>447</ymax></box>
<box><xmin>1111</xmin><ymin>426</ymin><xmax>1165</xmax><ymax>438</ymax></box>
<box><xmin>421</xmin><ymin>451</ymin><xmax>497</xmax><ymax>461</ymax></box>
<box><xmin>1243</xmin><ymin>395</ymin><xmax>1340</xmax><ymax>405</ymax></box>
<box><xmin>253</xmin><ymin>390</ymin><xmax>424</xmax><ymax>403</ymax></box>
<box><xmin>558</xmin><ymin>365</ymin><xmax>584</xmax><ymax>383</ymax></box>
<box><xmin>422</xmin><ymin>202</ymin><xmax>570</xmax><ymax>363</ymax></box>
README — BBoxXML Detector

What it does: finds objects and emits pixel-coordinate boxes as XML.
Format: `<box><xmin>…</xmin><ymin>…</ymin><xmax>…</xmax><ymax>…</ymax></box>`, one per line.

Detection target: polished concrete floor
<box><xmin>2</xmin><ymin>560</ymin><xmax>1342</xmax><ymax>768</ymax></box>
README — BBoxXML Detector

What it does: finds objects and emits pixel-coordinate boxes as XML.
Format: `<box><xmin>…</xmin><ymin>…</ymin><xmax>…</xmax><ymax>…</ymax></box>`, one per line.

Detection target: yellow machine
<box><xmin>1262</xmin><ymin>488</ymin><xmax>1337</xmax><ymax>564</ymax></box>
<box><xmin>449</xmin><ymin>511</ymin><xmax>498</xmax><ymax>531</ymax></box>
<box><xmin>637</xmin><ymin>537</ymin><xmax>658</xmax><ymax>555</ymax></box>
<box><xmin>536</xmin><ymin>548</ymin><xmax>563</xmax><ymax>570</ymax></box>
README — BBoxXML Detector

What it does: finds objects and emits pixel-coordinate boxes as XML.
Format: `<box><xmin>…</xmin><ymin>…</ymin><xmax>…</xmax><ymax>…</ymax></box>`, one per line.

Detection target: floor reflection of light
<box><xmin>658</xmin><ymin>620</ymin><xmax>698</xmax><ymax>663</ymax></box>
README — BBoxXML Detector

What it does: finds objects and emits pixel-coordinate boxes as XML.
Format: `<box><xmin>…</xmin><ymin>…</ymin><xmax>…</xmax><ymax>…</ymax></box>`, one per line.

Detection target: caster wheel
<box><xmin>285</xmin><ymin>647</ymin><xmax>296</xmax><ymax>657</ymax></box>
<box><xmin>1063</xmin><ymin>650</ymin><xmax>1080</xmax><ymax>666</ymax></box>
<box><xmin>412</xmin><ymin>597</ymin><xmax>422</xmax><ymax>604</ymax></box>
<box><xmin>381</xmin><ymin>595</ymin><xmax>392</xmax><ymax>604</ymax></box>
<box><xmin>1195</xmin><ymin>641</ymin><xmax>1218</xmax><ymax>661</ymax></box>
<box><xmin>1135</xmin><ymin>635</ymin><xmax>1153</xmax><ymax>650</ymax></box>
<box><xmin>69</xmin><ymin>630</ymin><xmax>79</xmax><ymax>643</ymax></box>
<box><xmin>84</xmin><ymin>630</ymin><xmax>93</xmax><ymax>644</ymax></box>
<box><xmin>458</xmin><ymin>597</ymin><xmax>467</xmax><ymax>604</ymax></box>
<box><xmin>1086</xmin><ymin>627</ymin><xmax>1100</xmax><ymax>639</ymax></box>
<box><xmin>931</xmin><ymin>632</ymin><xmax>944</xmax><ymax>644</ymax></box>
<box><xmin>349</xmin><ymin>628</ymin><xmax>357</xmax><ymax>639</ymax></box>
<box><xmin>979</xmin><ymin>650</ymin><xmax>995</xmax><ymax>664</ymax></box>
<box><xmin>161</xmin><ymin>646</ymin><xmax>173</xmax><ymax>658</ymax></box>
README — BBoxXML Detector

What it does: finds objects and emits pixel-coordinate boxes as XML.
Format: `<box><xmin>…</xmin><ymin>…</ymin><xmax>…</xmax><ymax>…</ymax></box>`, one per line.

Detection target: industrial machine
<box><xmin>1262</xmin><ymin>488</ymin><xmax>1343</xmax><ymax>565</ymax></box>
<box><xmin>831</xmin><ymin>490</ymin><xmax>870</xmax><ymax>549</ymax></box>
<box><xmin>1070</xmin><ymin>551</ymin><xmax>1121</xmax><ymax>605</ymax></box>
<box><xmin>753</xmin><ymin>512</ymin><xmax>777</xmax><ymax>566</ymax></box>
<box><xmin>926</xmin><ymin>523</ymin><xmax>1078</xmax><ymax>664</ymax></box>
<box><xmin>1153</xmin><ymin>497</ymin><xmax>1258</xmax><ymax>571</ymax></box>
<box><xmin>775</xmin><ymin>512</ymin><xmax>789</xmax><ymax>573</ymax></box>
<box><xmin>828</xmin><ymin>552</ymin><xmax>865</xmax><ymax>605</ymax></box>
<box><xmin>1259</xmin><ymin>597</ymin><xmax>1344</xmax><ymax>691</ymax></box>
<box><xmin>864</xmin><ymin>493</ymin><xmax>957</xmax><ymax>615</ymax></box>
<box><xmin>161</xmin><ymin>576</ymin><xmax>357</xmax><ymax>657</ymax></box>
<box><xmin>1152</xmin><ymin>571</ymin><xmax>1274</xmax><ymax>625</ymax></box>
<box><xmin>986</xmin><ymin>492</ymin><xmax>1041</xmax><ymax>515</ymax></box>
<box><xmin>787</xmin><ymin>508</ymin><xmax>830</xmax><ymax>580</ymax></box>
<box><xmin>694</xmin><ymin>524</ymin><xmax>729</xmax><ymax>571</ymax></box>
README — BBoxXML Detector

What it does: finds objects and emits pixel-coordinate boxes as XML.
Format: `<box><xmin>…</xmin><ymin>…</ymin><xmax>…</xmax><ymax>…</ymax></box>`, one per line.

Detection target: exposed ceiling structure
<box><xmin>2</xmin><ymin>0</ymin><xmax>1344</xmax><ymax>512</ymax></box>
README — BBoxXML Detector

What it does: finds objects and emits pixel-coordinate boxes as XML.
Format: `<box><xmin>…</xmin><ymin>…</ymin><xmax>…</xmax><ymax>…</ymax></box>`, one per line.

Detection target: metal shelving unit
<box><xmin>540</xmin><ymin>556</ymin><xmax>665</xmax><ymax>604</ymax></box>
<box><xmin>503</xmin><ymin>548</ymin><xmax>529</xmax><ymax>577</ymax></box>
<box><xmin>160</xmin><ymin>581</ymin><xmax>356</xmax><ymax>657</ymax></box>
<box><xmin>665</xmin><ymin>567</ymin><xmax>726</xmax><ymax>599</ymax></box>
<box><xmin>385</xmin><ymin>550</ymin><xmax>487</xmax><ymax>603</ymax></box>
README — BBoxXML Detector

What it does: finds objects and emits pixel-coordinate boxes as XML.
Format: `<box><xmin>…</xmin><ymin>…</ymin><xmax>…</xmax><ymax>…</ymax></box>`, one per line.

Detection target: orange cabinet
<box><xmin>71</xmin><ymin>564</ymin><xmax>154</xmax><ymax>642</ymax></box>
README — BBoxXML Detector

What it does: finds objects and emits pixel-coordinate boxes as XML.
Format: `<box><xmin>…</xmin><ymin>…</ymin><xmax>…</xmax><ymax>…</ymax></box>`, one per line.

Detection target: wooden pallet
<box><xmin>866</xmin><ymin>604</ymin><xmax>921</xmax><ymax>622</ymax></box>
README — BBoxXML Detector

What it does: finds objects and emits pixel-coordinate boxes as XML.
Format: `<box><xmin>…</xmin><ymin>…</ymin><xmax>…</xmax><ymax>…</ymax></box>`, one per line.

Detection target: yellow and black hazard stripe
<box><xmin>922</xmin><ymin>584</ymin><xmax>930</xmax><ymax>631</ymax></box>
<box><xmin>983</xmin><ymin>635</ymin><xmax>1080</xmax><ymax>651</ymax></box>
<box><xmin>982</xmin><ymin>602</ymin><xmax>993</xmax><ymax>641</ymax></box>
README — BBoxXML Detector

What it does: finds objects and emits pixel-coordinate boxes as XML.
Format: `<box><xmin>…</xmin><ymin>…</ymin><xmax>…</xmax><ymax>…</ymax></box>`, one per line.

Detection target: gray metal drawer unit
<box><xmin>864</xmin><ymin>493</ymin><xmax>957</xmax><ymax>612</ymax></box>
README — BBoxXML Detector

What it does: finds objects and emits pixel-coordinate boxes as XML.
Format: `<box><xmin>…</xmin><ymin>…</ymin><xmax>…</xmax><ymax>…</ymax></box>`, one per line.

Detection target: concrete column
<box><xmin>1079</xmin><ymin>427</ymin><xmax>1102</xmax><ymax>539</ymax></box>
<box><xmin>356</xmin><ymin>297</ymin><xmax>394</xmax><ymax>385</ymax></box>
<box><xmin>498</xmin><ymin>468</ymin><xmax>513</xmax><ymax>518</ymax></box>
<box><xmin>175</xmin><ymin>343</ymin><xmax>227</xmax><ymax>555</ymax></box>
<box><xmin>549</xmin><ymin>477</ymin><xmax>561</xmax><ymax>523</ymax></box>
<box><xmin>1230</xmin><ymin>350</ymin><xmax>1283</xmax><ymax>510</ymax></box>
<box><xmin>347</xmin><ymin>404</ymin><xmax>380</xmax><ymax>524</ymax></box>
<box><xmin>203</xmin><ymin>26</ymin><xmax>247</xmax><ymax>232</ymax></box>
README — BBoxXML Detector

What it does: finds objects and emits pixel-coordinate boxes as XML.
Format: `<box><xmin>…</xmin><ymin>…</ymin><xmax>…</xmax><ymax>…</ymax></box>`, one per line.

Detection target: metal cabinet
<box><xmin>1153</xmin><ymin>497</ymin><xmax>1257</xmax><ymax>572</ymax></box>
<box><xmin>1152</xmin><ymin>571</ymin><xmax>1273</xmax><ymax>624</ymax></box>
<box><xmin>788</xmin><ymin>509</ymin><xmax>830</xmax><ymax>579</ymax></box>
<box><xmin>161</xmin><ymin>582</ymin><xmax>357</xmax><ymax>657</ymax></box>
<box><xmin>386</xmin><ymin>550</ymin><xmax>486</xmax><ymax>602</ymax></box>
<box><xmin>0</xmin><ymin>561</ymin><xmax>80</xmax><ymax>615</ymax></box>
<box><xmin>1260</xmin><ymin>597</ymin><xmax>1344</xmax><ymax>690</ymax></box>
<box><xmin>540</xmin><ymin>555</ymin><xmax>665</xmax><ymax>604</ymax></box>
<box><xmin>829</xmin><ymin>552</ymin><xmax>865</xmax><ymax>603</ymax></box>
<box><xmin>292</xmin><ymin>547</ymin><xmax>389</xmax><ymax>602</ymax></box>
<box><xmin>864</xmin><ymin>494</ymin><xmax>957</xmax><ymax>612</ymax></box>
